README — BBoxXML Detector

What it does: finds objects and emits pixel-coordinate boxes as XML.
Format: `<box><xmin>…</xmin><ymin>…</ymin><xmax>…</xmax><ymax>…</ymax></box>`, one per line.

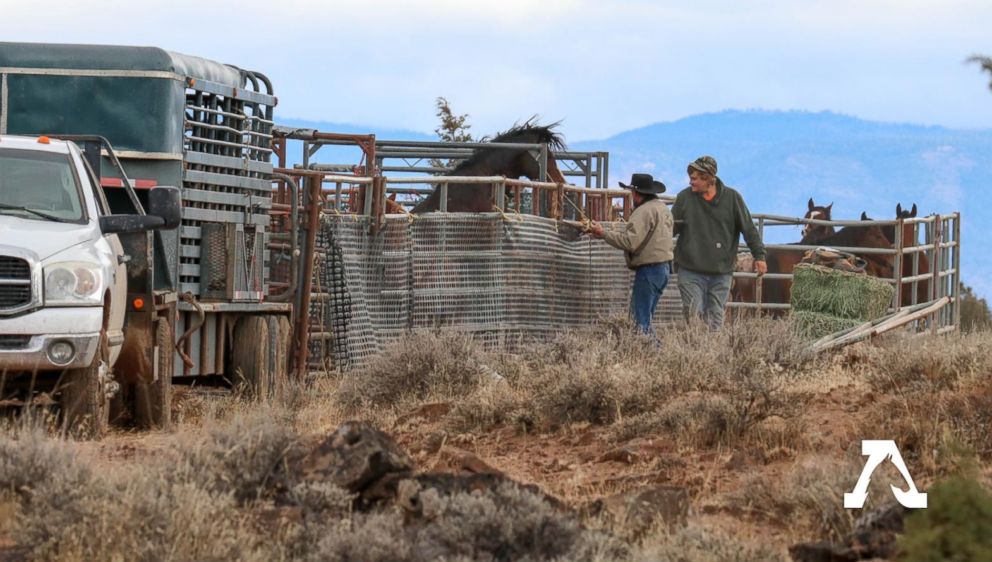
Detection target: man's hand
<box><xmin>753</xmin><ymin>259</ymin><xmax>768</xmax><ymax>276</ymax></box>
<box><xmin>588</xmin><ymin>222</ymin><xmax>605</xmax><ymax>238</ymax></box>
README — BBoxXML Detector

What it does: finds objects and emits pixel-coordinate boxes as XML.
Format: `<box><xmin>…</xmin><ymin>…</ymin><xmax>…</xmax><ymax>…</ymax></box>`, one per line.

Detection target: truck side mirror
<box><xmin>148</xmin><ymin>186</ymin><xmax>181</xmax><ymax>229</ymax></box>
<box><xmin>99</xmin><ymin>187</ymin><xmax>182</xmax><ymax>234</ymax></box>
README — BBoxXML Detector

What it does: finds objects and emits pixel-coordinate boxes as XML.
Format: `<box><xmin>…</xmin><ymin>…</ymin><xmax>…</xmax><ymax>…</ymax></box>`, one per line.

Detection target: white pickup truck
<box><xmin>0</xmin><ymin>134</ymin><xmax>179</xmax><ymax>435</ymax></box>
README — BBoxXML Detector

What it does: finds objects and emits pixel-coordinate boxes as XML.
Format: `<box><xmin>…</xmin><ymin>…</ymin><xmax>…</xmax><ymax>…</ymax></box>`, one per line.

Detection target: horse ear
<box><xmin>896</xmin><ymin>203</ymin><xmax>903</xmax><ymax>216</ymax></box>
<box><xmin>861</xmin><ymin>211</ymin><xmax>869</xmax><ymax>220</ymax></box>
<box><xmin>808</xmin><ymin>198</ymin><xmax>815</xmax><ymax>211</ymax></box>
<box><xmin>910</xmin><ymin>203</ymin><xmax>917</xmax><ymax>217</ymax></box>
<box><xmin>826</xmin><ymin>202</ymin><xmax>833</xmax><ymax>213</ymax></box>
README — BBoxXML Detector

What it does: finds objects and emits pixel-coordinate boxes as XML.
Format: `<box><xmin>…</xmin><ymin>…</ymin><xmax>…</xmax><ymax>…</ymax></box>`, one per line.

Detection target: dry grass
<box><xmin>1</xmin><ymin>324</ymin><xmax>990</xmax><ymax>561</ymax></box>
<box><xmin>445</xmin><ymin>317</ymin><xmax>816</xmax><ymax>453</ymax></box>
<box><xmin>629</xmin><ymin>523</ymin><xmax>788</xmax><ymax>562</ymax></box>
<box><xmin>860</xmin><ymin>330</ymin><xmax>992</xmax><ymax>393</ymax></box>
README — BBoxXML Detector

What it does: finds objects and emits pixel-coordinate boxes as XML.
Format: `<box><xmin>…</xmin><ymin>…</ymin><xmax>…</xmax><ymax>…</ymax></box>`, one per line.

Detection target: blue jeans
<box><xmin>631</xmin><ymin>262</ymin><xmax>670</xmax><ymax>336</ymax></box>
<box><xmin>677</xmin><ymin>267</ymin><xmax>733</xmax><ymax>331</ymax></box>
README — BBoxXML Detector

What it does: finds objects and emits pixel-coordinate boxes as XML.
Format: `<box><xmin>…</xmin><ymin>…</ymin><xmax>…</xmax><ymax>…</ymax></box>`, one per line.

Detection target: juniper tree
<box><xmin>430</xmin><ymin>97</ymin><xmax>474</xmax><ymax>170</ymax></box>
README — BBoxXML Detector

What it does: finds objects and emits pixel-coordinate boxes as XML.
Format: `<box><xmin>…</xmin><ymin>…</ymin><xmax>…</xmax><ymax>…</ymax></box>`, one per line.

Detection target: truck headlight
<box><xmin>44</xmin><ymin>262</ymin><xmax>104</xmax><ymax>305</ymax></box>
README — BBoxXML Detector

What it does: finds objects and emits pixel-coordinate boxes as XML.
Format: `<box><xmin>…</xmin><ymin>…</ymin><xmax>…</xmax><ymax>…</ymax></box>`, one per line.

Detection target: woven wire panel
<box><xmin>314</xmin><ymin>213</ymin><xmax>682</xmax><ymax>370</ymax></box>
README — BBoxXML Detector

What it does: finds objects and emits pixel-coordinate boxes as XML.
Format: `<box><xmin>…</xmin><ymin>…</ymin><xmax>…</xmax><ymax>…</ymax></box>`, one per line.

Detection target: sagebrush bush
<box><xmin>337</xmin><ymin>329</ymin><xmax>493</xmax><ymax>411</ymax></box>
<box><xmin>0</xmin><ymin>423</ymin><xmax>278</xmax><ymax>561</ymax></box>
<box><xmin>176</xmin><ymin>410</ymin><xmax>303</xmax><ymax>503</ymax></box>
<box><xmin>447</xmin><ymin>317</ymin><xmax>813</xmax><ymax>444</ymax></box>
<box><xmin>857</xmin><ymin>374</ymin><xmax>992</xmax><ymax>474</ymax></box>
<box><xmin>630</xmin><ymin>523</ymin><xmax>787</xmax><ymax>562</ymax></box>
<box><xmin>310</xmin><ymin>482</ymin><xmax>624</xmax><ymax>562</ymax></box>
<box><xmin>861</xmin><ymin>331</ymin><xmax>992</xmax><ymax>393</ymax></box>
<box><xmin>607</xmin><ymin>395</ymin><xmax>735</xmax><ymax>447</ymax></box>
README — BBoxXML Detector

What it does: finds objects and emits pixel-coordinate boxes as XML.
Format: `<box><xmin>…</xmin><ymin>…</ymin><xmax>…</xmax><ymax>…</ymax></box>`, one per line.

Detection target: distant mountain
<box><xmin>277</xmin><ymin>117</ymin><xmax>434</xmax><ymax>141</ymax></box>
<box><xmin>278</xmin><ymin>110</ymin><xmax>992</xmax><ymax>297</ymax></box>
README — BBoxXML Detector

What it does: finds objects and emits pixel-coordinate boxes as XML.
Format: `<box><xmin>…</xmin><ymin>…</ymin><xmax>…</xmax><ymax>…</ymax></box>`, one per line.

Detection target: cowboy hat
<box><xmin>619</xmin><ymin>173</ymin><xmax>666</xmax><ymax>195</ymax></box>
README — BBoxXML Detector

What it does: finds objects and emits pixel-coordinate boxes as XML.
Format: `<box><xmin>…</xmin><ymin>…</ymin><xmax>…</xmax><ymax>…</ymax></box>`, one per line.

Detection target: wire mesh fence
<box><xmin>307</xmin><ymin>213</ymin><xmax>682</xmax><ymax>371</ymax></box>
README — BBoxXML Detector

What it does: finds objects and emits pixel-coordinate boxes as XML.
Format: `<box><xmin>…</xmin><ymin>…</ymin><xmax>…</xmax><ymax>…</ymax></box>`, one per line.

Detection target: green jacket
<box><xmin>601</xmin><ymin>198</ymin><xmax>674</xmax><ymax>269</ymax></box>
<box><xmin>671</xmin><ymin>178</ymin><xmax>765</xmax><ymax>274</ymax></box>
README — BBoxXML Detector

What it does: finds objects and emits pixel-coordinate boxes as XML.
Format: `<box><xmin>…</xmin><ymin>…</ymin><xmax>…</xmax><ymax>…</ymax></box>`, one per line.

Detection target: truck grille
<box><xmin>0</xmin><ymin>335</ymin><xmax>31</xmax><ymax>350</ymax></box>
<box><xmin>0</xmin><ymin>256</ymin><xmax>31</xmax><ymax>311</ymax></box>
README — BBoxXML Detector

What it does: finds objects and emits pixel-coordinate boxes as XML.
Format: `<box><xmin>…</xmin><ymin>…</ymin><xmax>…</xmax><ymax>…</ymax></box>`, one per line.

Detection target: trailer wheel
<box><xmin>60</xmin><ymin>330</ymin><xmax>111</xmax><ymax>439</ymax></box>
<box><xmin>135</xmin><ymin>316</ymin><xmax>174</xmax><ymax>430</ymax></box>
<box><xmin>270</xmin><ymin>315</ymin><xmax>292</xmax><ymax>395</ymax></box>
<box><xmin>231</xmin><ymin>316</ymin><xmax>271</xmax><ymax>401</ymax></box>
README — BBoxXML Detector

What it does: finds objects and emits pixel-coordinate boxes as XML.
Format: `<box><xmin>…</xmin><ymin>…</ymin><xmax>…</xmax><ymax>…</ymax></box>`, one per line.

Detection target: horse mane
<box><xmin>448</xmin><ymin>118</ymin><xmax>566</xmax><ymax>175</ymax></box>
<box><xmin>485</xmin><ymin>117</ymin><xmax>567</xmax><ymax>152</ymax></box>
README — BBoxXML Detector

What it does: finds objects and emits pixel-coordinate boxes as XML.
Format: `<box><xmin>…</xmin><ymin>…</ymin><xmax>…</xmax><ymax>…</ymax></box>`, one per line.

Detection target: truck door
<box><xmin>78</xmin><ymin>149</ymin><xmax>128</xmax><ymax>364</ymax></box>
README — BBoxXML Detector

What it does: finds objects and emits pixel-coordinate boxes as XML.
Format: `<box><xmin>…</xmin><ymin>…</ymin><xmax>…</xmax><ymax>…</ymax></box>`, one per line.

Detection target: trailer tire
<box><xmin>270</xmin><ymin>315</ymin><xmax>292</xmax><ymax>396</ymax></box>
<box><xmin>135</xmin><ymin>317</ymin><xmax>174</xmax><ymax>430</ymax></box>
<box><xmin>60</xmin><ymin>330</ymin><xmax>111</xmax><ymax>439</ymax></box>
<box><xmin>231</xmin><ymin>316</ymin><xmax>271</xmax><ymax>401</ymax></box>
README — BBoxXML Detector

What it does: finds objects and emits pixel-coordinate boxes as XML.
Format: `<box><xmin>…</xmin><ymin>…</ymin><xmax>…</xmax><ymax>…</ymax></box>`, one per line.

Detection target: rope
<box><xmin>396</xmin><ymin>205</ymin><xmax>418</xmax><ymax>224</ymax></box>
<box><xmin>562</xmin><ymin>195</ymin><xmax>594</xmax><ymax>231</ymax></box>
<box><xmin>175</xmin><ymin>292</ymin><xmax>205</xmax><ymax>370</ymax></box>
<box><xmin>492</xmin><ymin>205</ymin><xmax>523</xmax><ymax>223</ymax></box>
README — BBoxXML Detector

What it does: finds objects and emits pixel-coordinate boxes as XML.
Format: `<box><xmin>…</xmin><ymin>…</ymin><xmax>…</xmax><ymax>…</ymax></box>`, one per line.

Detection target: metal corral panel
<box><xmin>310</xmin><ymin>214</ymin><xmax>682</xmax><ymax>370</ymax></box>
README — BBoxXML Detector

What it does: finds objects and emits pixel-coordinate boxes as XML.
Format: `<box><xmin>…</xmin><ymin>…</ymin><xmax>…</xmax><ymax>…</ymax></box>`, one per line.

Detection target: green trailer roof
<box><xmin>0</xmin><ymin>42</ymin><xmax>273</xmax><ymax>156</ymax></box>
<box><xmin>0</xmin><ymin>42</ymin><xmax>244</xmax><ymax>87</ymax></box>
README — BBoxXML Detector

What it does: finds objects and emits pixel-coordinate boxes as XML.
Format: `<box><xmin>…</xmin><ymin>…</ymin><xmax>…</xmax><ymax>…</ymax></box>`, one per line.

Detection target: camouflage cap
<box><xmin>687</xmin><ymin>155</ymin><xmax>718</xmax><ymax>177</ymax></box>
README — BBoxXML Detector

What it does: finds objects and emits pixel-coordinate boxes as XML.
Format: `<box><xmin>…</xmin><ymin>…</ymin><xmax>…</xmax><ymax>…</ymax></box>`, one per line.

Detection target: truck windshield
<box><xmin>0</xmin><ymin>148</ymin><xmax>84</xmax><ymax>222</ymax></box>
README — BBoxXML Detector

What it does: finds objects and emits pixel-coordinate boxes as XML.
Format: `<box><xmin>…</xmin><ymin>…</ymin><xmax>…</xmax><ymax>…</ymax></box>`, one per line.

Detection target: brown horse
<box><xmin>731</xmin><ymin>198</ymin><xmax>835</xmax><ymax>310</ymax></box>
<box><xmin>412</xmin><ymin>120</ymin><xmax>568</xmax><ymax>213</ymax></box>
<box><xmin>802</xmin><ymin>198</ymin><xmax>835</xmax><ymax>242</ymax></box>
<box><xmin>760</xmin><ymin>224</ymin><xmax>895</xmax><ymax>307</ymax></box>
<box><xmin>864</xmin><ymin>203</ymin><xmax>930</xmax><ymax>305</ymax></box>
<box><xmin>732</xmin><ymin>202</ymin><xmax>896</xmax><ymax>313</ymax></box>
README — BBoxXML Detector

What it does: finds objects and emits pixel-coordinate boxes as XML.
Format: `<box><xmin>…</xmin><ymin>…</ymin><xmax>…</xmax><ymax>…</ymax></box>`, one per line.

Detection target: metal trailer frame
<box><xmin>728</xmin><ymin>212</ymin><xmax>962</xmax><ymax>333</ymax></box>
<box><xmin>0</xmin><ymin>43</ymin><xmax>293</xmax><ymax>384</ymax></box>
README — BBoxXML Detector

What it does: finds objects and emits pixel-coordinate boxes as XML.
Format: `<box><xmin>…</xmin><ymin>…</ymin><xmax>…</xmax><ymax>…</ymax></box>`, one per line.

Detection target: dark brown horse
<box><xmin>864</xmin><ymin>203</ymin><xmax>930</xmax><ymax>305</ymax></box>
<box><xmin>412</xmin><ymin>120</ymin><xmax>568</xmax><ymax>213</ymax></box>
<box><xmin>801</xmin><ymin>198</ymin><xmax>835</xmax><ymax>242</ymax></box>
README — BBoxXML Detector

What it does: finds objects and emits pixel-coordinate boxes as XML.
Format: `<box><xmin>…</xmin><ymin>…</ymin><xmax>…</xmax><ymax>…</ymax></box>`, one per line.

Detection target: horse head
<box><xmin>896</xmin><ymin>203</ymin><xmax>917</xmax><ymax>219</ymax></box>
<box><xmin>484</xmin><ymin>119</ymin><xmax>567</xmax><ymax>183</ymax></box>
<box><xmin>894</xmin><ymin>203</ymin><xmax>919</xmax><ymax>247</ymax></box>
<box><xmin>412</xmin><ymin>119</ymin><xmax>567</xmax><ymax>213</ymax></box>
<box><xmin>802</xmin><ymin>198</ymin><xmax>835</xmax><ymax>242</ymax></box>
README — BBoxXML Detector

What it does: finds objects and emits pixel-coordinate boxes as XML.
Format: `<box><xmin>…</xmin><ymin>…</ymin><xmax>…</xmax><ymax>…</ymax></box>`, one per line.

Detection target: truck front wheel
<box><xmin>134</xmin><ymin>316</ymin><xmax>174</xmax><ymax>430</ymax></box>
<box><xmin>60</xmin><ymin>330</ymin><xmax>111</xmax><ymax>438</ymax></box>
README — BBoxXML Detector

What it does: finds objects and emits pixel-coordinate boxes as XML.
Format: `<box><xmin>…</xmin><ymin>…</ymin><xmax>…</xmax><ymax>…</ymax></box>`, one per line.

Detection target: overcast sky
<box><xmin>5</xmin><ymin>0</ymin><xmax>992</xmax><ymax>140</ymax></box>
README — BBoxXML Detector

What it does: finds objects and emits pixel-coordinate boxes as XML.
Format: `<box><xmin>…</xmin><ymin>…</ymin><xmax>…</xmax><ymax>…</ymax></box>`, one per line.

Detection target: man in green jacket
<box><xmin>671</xmin><ymin>156</ymin><xmax>766</xmax><ymax>330</ymax></box>
<box><xmin>589</xmin><ymin>173</ymin><xmax>674</xmax><ymax>336</ymax></box>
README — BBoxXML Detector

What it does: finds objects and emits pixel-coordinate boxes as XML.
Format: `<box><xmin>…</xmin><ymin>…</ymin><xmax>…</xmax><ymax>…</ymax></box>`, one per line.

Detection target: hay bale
<box><xmin>791</xmin><ymin>310</ymin><xmax>863</xmax><ymax>341</ymax></box>
<box><xmin>791</xmin><ymin>264</ymin><xmax>894</xmax><ymax>320</ymax></box>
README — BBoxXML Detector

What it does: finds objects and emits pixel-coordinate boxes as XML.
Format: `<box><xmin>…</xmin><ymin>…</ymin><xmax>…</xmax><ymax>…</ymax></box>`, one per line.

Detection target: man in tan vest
<box><xmin>589</xmin><ymin>173</ymin><xmax>675</xmax><ymax>337</ymax></box>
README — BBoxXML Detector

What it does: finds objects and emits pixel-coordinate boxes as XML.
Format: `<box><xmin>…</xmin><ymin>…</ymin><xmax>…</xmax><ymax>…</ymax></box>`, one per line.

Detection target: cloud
<box><xmin>4</xmin><ymin>0</ymin><xmax>992</xmax><ymax>138</ymax></box>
